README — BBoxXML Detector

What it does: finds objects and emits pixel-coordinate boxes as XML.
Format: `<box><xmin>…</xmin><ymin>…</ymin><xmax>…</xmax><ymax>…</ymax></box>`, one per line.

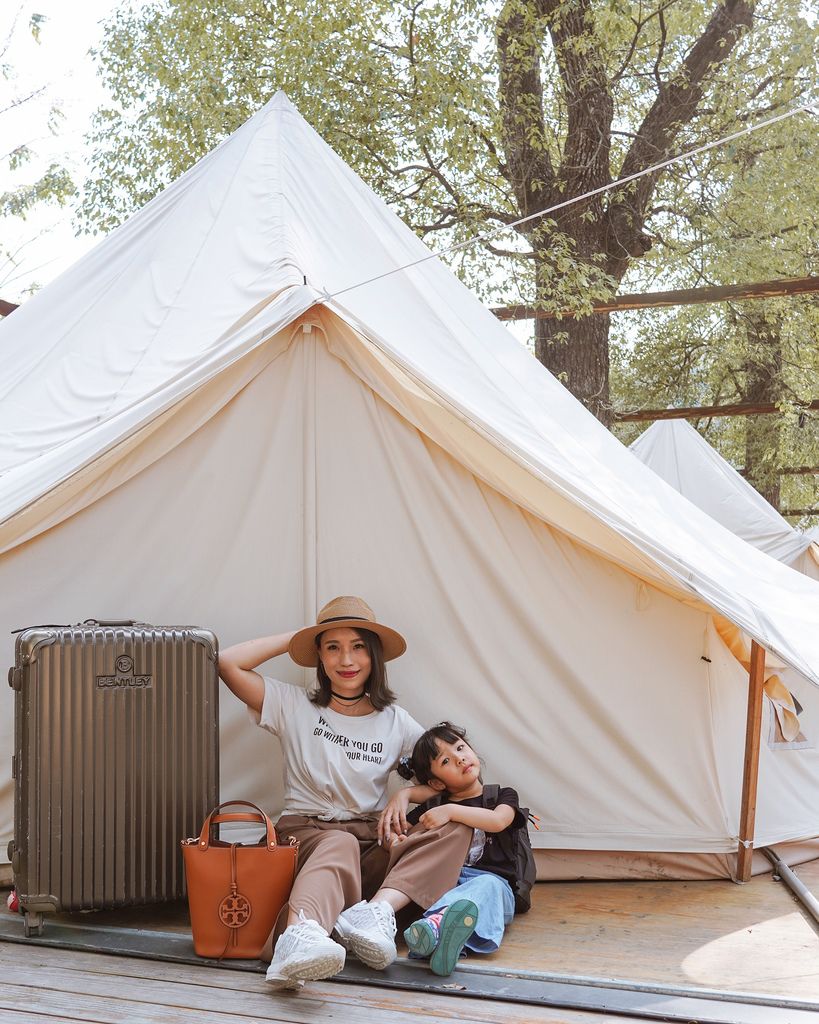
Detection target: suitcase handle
<box><xmin>11</xmin><ymin>620</ymin><xmax>146</xmax><ymax>633</ymax></box>
<box><xmin>82</xmin><ymin>619</ymin><xmax>143</xmax><ymax>627</ymax></box>
<box><xmin>197</xmin><ymin>800</ymin><xmax>279</xmax><ymax>852</ymax></box>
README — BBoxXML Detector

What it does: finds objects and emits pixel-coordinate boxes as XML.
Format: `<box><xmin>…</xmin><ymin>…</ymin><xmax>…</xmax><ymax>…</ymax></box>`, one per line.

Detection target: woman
<box><xmin>218</xmin><ymin>595</ymin><xmax>471</xmax><ymax>988</ymax></box>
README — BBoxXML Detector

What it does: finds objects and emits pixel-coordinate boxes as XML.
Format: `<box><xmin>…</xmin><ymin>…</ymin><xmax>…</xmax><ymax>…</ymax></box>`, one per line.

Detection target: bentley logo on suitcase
<box><xmin>96</xmin><ymin>654</ymin><xmax>152</xmax><ymax>689</ymax></box>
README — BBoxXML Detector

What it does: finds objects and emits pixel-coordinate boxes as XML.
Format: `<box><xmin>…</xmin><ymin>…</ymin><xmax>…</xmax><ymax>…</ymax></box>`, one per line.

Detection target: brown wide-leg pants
<box><xmin>274</xmin><ymin>814</ymin><xmax>472</xmax><ymax>934</ymax></box>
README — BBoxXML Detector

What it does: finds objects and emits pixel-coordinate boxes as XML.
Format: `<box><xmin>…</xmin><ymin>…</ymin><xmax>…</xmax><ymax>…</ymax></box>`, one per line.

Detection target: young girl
<box><xmin>396</xmin><ymin>722</ymin><xmax>527</xmax><ymax>976</ymax></box>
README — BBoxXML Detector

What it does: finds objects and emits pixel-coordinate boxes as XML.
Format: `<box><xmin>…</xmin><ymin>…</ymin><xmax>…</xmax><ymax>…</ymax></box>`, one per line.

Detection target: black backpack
<box><xmin>482</xmin><ymin>784</ymin><xmax>537</xmax><ymax>914</ymax></box>
<box><xmin>422</xmin><ymin>784</ymin><xmax>537</xmax><ymax>914</ymax></box>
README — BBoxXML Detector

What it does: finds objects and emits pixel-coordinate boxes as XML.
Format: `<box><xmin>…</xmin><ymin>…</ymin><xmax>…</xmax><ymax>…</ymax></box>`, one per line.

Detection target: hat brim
<box><xmin>288</xmin><ymin>619</ymin><xmax>407</xmax><ymax>667</ymax></box>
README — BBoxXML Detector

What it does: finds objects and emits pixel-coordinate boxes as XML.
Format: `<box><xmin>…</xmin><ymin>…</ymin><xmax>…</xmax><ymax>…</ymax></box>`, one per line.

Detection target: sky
<box><xmin>1</xmin><ymin>1</ymin><xmax>131</xmax><ymax>304</ymax></box>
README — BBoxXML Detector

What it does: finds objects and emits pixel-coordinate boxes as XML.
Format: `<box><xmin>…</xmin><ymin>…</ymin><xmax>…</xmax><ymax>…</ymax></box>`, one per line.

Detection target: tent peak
<box><xmin>269</xmin><ymin>89</ymin><xmax>295</xmax><ymax>110</ymax></box>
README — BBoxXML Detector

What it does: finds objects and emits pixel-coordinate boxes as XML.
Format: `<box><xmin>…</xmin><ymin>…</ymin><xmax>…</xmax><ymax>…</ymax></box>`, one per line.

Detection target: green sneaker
<box><xmin>429</xmin><ymin>899</ymin><xmax>479</xmax><ymax>977</ymax></box>
<box><xmin>403</xmin><ymin>912</ymin><xmax>441</xmax><ymax>958</ymax></box>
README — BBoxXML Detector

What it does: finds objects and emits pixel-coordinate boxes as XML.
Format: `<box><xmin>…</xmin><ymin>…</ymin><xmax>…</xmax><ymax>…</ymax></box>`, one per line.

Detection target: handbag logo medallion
<box><xmin>96</xmin><ymin>654</ymin><xmax>152</xmax><ymax>690</ymax></box>
<box><xmin>219</xmin><ymin>892</ymin><xmax>252</xmax><ymax>928</ymax></box>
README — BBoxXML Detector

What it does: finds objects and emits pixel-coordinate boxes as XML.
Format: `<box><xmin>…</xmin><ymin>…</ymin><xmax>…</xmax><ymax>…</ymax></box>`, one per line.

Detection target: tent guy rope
<box><xmin>324</xmin><ymin>103</ymin><xmax>816</xmax><ymax>304</ymax></box>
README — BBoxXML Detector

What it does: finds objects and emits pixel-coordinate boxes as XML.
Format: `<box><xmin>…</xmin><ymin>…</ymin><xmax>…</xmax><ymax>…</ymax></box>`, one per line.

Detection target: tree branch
<box><xmin>606</xmin><ymin>0</ymin><xmax>755</xmax><ymax>277</ymax></box>
<box><xmin>538</xmin><ymin>0</ymin><xmax>613</xmax><ymax>199</ymax></box>
<box><xmin>496</xmin><ymin>0</ymin><xmax>556</xmax><ymax>226</ymax></box>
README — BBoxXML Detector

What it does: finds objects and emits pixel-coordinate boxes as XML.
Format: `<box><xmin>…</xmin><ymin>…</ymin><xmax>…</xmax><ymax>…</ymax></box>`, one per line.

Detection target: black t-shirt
<box><xmin>407</xmin><ymin>785</ymin><xmax>526</xmax><ymax>887</ymax></box>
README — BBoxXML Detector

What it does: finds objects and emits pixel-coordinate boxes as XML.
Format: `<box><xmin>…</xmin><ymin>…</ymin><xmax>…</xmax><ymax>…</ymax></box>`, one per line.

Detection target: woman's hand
<box><xmin>418</xmin><ymin>804</ymin><xmax>453</xmax><ymax>830</ymax></box>
<box><xmin>378</xmin><ymin>789</ymin><xmax>411</xmax><ymax>845</ymax></box>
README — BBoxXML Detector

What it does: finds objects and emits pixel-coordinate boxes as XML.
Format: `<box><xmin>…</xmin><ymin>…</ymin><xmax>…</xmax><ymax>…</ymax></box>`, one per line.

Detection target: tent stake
<box><xmin>736</xmin><ymin>640</ymin><xmax>766</xmax><ymax>882</ymax></box>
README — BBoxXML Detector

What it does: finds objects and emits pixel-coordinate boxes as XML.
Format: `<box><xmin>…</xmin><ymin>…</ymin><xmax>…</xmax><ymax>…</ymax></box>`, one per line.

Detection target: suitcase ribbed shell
<box><xmin>9</xmin><ymin>622</ymin><xmax>219</xmax><ymax>932</ymax></box>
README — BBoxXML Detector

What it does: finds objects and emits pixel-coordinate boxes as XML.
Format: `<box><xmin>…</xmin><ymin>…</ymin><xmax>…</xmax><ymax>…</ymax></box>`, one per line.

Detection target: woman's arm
<box><xmin>218</xmin><ymin>631</ymin><xmax>297</xmax><ymax>714</ymax></box>
<box><xmin>377</xmin><ymin>784</ymin><xmax>438</xmax><ymax>844</ymax></box>
<box><xmin>418</xmin><ymin>802</ymin><xmax>516</xmax><ymax>833</ymax></box>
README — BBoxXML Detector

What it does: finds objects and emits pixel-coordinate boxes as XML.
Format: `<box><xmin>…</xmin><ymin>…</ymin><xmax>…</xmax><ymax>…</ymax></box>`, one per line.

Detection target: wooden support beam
<box><xmin>613</xmin><ymin>399</ymin><xmax>819</xmax><ymax>423</ymax></box>
<box><xmin>736</xmin><ymin>640</ymin><xmax>766</xmax><ymax>882</ymax></box>
<box><xmin>492</xmin><ymin>276</ymin><xmax>819</xmax><ymax>321</ymax></box>
<box><xmin>780</xmin><ymin>508</ymin><xmax>819</xmax><ymax>518</ymax></box>
<box><xmin>0</xmin><ymin>299</ymin><xmax>19</xmax><ymax>317</ymax></box>
<box><xmin>741</xmin><ymin>465</ymin><xmax>819</xmax><ymax>477</ymax></box>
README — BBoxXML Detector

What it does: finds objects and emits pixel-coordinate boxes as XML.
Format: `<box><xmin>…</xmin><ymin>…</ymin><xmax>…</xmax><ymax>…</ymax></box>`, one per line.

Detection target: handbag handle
<box><xmin>197</xmin><ymin>800</ymin><xmax>279</xmax><ymax>852</ymax></box>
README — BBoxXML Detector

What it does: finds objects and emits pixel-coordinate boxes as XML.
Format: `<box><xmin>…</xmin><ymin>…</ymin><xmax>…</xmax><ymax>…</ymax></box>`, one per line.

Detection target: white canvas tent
<box><xmin>631</xmin><ymin>419</ymin><xmax>819</xmax><ymax>578</ymax></box>
<box><xmin>2</xmin><ymin>93</ymin><xmax>819</xmax><ymax>880</ymax></box>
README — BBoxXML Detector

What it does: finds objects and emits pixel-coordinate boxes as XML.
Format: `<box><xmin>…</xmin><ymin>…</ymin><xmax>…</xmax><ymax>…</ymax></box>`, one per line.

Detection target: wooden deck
<box><xmin>498</xmin><ymin>859</ymin><xmax>819</xmax><ymax>998</ymax></box>
<box><xmin>1</xmin><ymin>860</ymin><xmax>818</xmax><ymax>1022</ymax></box>
<box><xmin>0</xmin><ymin>944</ymin><xmax>647</xmax><ymax>1024</ymax></box>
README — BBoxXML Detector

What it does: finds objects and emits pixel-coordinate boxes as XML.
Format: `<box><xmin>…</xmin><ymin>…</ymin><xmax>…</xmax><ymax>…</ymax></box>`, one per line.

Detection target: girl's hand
<box><xmin>378</xmin><ymin>790</ymin><xmax>411</xmax><ymax>845</ymax></box>
<box><xmin>418</xmin><ymin>804</ymin><xmax>453</xmax><ymax>830</ymax></box>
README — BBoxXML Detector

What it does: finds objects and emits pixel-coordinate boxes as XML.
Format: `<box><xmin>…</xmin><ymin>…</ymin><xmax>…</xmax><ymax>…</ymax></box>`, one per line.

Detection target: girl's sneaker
<box><xmin>403</xmin><ymin>910</ymin><xmax>444</xmax><ymax>958</ymax></box>
<box><xmin>404</xmin><ymin>898</ymin><xmax>479</xmax><ymax>977</ymax></box>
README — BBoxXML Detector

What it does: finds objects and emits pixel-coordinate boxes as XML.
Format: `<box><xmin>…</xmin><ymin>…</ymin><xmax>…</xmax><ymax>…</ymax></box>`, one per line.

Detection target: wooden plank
<box><xmin>0</xmin><ymin>1016</ymin><xmax>90</xmax><ymax>1024</ymax></box>
<box><xmin>0</xmin><ymin>1015</ymin><xmax>104</xmax><ymax>1024</ymax></box>
<box><xmin>613</xmin><ymin>398</ymin><xmax>819</xmax><ymax>423</ymax></box>
<box><xmin>737</xmin><ymin>642</ymin><xmax>767</xmax><ymax>882</ymax></box>
<box><xmin>5</xmin><ymin>944</ymin><xmax>813</xmax><ymax>1024</ymax></box>
<box><xmin>0</xmin><ymin>971</ymin><xmax>477</xmax><ymax>1024</ymax></box>
<box><xmin>0</xmin><ymin>944</ymin><xmax>580</xmax><ymax>1024</ymax></box>
<box><xmin>0</xmin><ymin>984</ymin><xmax>232</xmax><ymax>1024</ymax></box>
<box><xmin>492</xmin><ymin>276</ymin><xmax>819</xmax><ymax>320</ymax></box>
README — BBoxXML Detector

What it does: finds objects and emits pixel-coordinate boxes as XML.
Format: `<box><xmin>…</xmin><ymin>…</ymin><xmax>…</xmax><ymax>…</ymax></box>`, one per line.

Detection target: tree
<box><xmin>611</xmin><ymin>94</ymin><xmax>819</xmax><ymax>516</ymax></box>
<box><xmin>1</xmin><ymin>9</ymin><xmax>75</xmax><ymax>294</ymax></box>
<box><xmin>82</xmin><ymin>1</ymin><xmax>815</xmax><ymax>427</ymax></box>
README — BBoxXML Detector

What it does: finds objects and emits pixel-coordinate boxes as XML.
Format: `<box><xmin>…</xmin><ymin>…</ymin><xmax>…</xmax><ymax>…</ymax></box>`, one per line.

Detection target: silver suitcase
<box><xmin>8</xmin><ymin>620</ymin><xmax>219</xmax><ymax>935</ymax></box>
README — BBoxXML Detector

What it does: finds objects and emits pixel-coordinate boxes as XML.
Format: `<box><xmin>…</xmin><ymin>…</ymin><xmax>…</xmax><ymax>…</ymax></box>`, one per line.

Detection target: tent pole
<box><xmin>302</xmin><ymin>324</ymin><xmax>318</xmax><ymax>672</ymax></box>
<box><xmin>736</xmin><ymin>640</ymin><xmax>766</xmax><ymax>882</ymax></box>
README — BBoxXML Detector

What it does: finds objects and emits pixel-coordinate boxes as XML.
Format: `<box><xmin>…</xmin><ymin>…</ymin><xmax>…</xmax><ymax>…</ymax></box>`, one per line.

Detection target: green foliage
<box><xmin>1</xmin><ymin>164</ymin><xmax>74</xmax><ymax>218</ymax></box>
<box><xmin>611</xmin><ymin>64</ymin><xmax>819</xmax><ymax>519</ymax></box>
<box><xmin>1</xmin><ymin>10</ymin><xmax>76</xmax><ymax>286</ymax></box>
<box><xmin>83</xmin><ymin>0</ymin><xmax>818</xmax><ymax>515</ymax></box>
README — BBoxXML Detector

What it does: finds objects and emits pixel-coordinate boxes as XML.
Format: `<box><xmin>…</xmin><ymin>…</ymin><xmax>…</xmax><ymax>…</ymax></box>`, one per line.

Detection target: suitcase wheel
<box><xmin>23</xmin><ymin>911</ymin><xmax>43</xmax><ymax>937</ymax></box>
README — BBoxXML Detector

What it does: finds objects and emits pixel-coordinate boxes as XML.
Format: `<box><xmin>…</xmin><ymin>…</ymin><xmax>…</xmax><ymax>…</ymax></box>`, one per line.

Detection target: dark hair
<box><xmin>407</xmin><ymin>721</ymin><xmax>475</xmax><ymax>785</ymax></box>
<box><xmin>309</xmin><ymin>627</ymin><xmax>397</xmax><ymax>710</ymax></box>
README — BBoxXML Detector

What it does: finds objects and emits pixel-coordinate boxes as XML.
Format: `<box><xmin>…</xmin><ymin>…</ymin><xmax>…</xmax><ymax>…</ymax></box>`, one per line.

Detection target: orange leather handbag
<box><xmin>182</xmin><ymin>800</ymin><xmax>299</xmax><ymax>959</ymax></box>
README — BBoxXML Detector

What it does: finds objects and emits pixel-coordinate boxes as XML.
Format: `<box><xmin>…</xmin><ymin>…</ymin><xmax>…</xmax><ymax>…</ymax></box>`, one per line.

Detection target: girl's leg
<box><xmin>425</xmin><ymin>867</ymin><xmax>514</xmax><ymax>954</ymax></box>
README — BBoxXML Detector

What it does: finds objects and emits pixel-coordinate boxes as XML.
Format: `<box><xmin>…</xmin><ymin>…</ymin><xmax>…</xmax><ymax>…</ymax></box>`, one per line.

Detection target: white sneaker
<box><xmin>333</xmin><ymin>899</ymin><xmax>397</xmax><ymax>970</ymax></box>
<box><xmin>265</xmin><ymin>911</ymin><xmax>346</xmax><ymax>986</ymax></box>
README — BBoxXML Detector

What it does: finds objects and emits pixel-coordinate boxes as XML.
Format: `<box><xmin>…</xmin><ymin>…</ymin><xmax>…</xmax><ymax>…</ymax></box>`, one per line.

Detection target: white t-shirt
<box><xmin>251</xmin><ymin>676</ymin><xmax>423</xmax><ymax>820</ymax></box>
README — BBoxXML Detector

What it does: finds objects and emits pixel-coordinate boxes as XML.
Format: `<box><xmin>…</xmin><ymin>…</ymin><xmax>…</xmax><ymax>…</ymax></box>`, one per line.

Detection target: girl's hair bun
<box><xmin>396</xmin><ymin>756</ymin><xmax>415</xmax><ymax>781</ymax></box>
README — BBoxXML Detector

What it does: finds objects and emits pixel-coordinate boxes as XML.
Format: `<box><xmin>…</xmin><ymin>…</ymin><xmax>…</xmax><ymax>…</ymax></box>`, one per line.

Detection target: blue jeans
<box><xmin>425</xmin><ymin>866</ymin><xmax>515</xmax><ymax>954</ymax></box>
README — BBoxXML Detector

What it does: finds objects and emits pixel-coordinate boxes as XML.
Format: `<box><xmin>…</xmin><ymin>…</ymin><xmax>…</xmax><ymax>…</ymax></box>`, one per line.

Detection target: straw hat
<box><xmin>288</xmin><ymin>596</ymin><xmax>407</xmax><ymax>667</ymax></box>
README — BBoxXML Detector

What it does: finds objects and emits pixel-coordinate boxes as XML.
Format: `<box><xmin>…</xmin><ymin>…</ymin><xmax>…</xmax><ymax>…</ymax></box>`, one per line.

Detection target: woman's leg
<box><xmin>276</xmin><ymin>816</ymin><xmax>365</xmax><ymax>932</ymax></box>
<box><xmin>370</xmin><ymin>820</ymin><xmax>473</xmax><ymax>912</ymax></box>
<box><xmin>265</xmin><ymin>817</ymin><xmax>370</xmax><ymax>987</ymax></box>
<box><xmin>334</xmin><ymin>821</ymin><xmax>472</xmax><ymax>971</ymax></box>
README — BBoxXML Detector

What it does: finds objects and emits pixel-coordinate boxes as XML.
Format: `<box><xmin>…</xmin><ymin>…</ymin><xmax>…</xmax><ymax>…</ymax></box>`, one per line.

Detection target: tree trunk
<box><xmin>493</xmin><ymin>0</ymin><xmax>755</xmax><ymax>428</ymax></box>
<box><xmin>743</xmin><ymin>313</ymin><xmax>783</xmax><ymax>510</ymax></box>
<box><xmin>535</xmin><ymin>306</ymin><xmax>612</xmax><ymax>425</ymax></box>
